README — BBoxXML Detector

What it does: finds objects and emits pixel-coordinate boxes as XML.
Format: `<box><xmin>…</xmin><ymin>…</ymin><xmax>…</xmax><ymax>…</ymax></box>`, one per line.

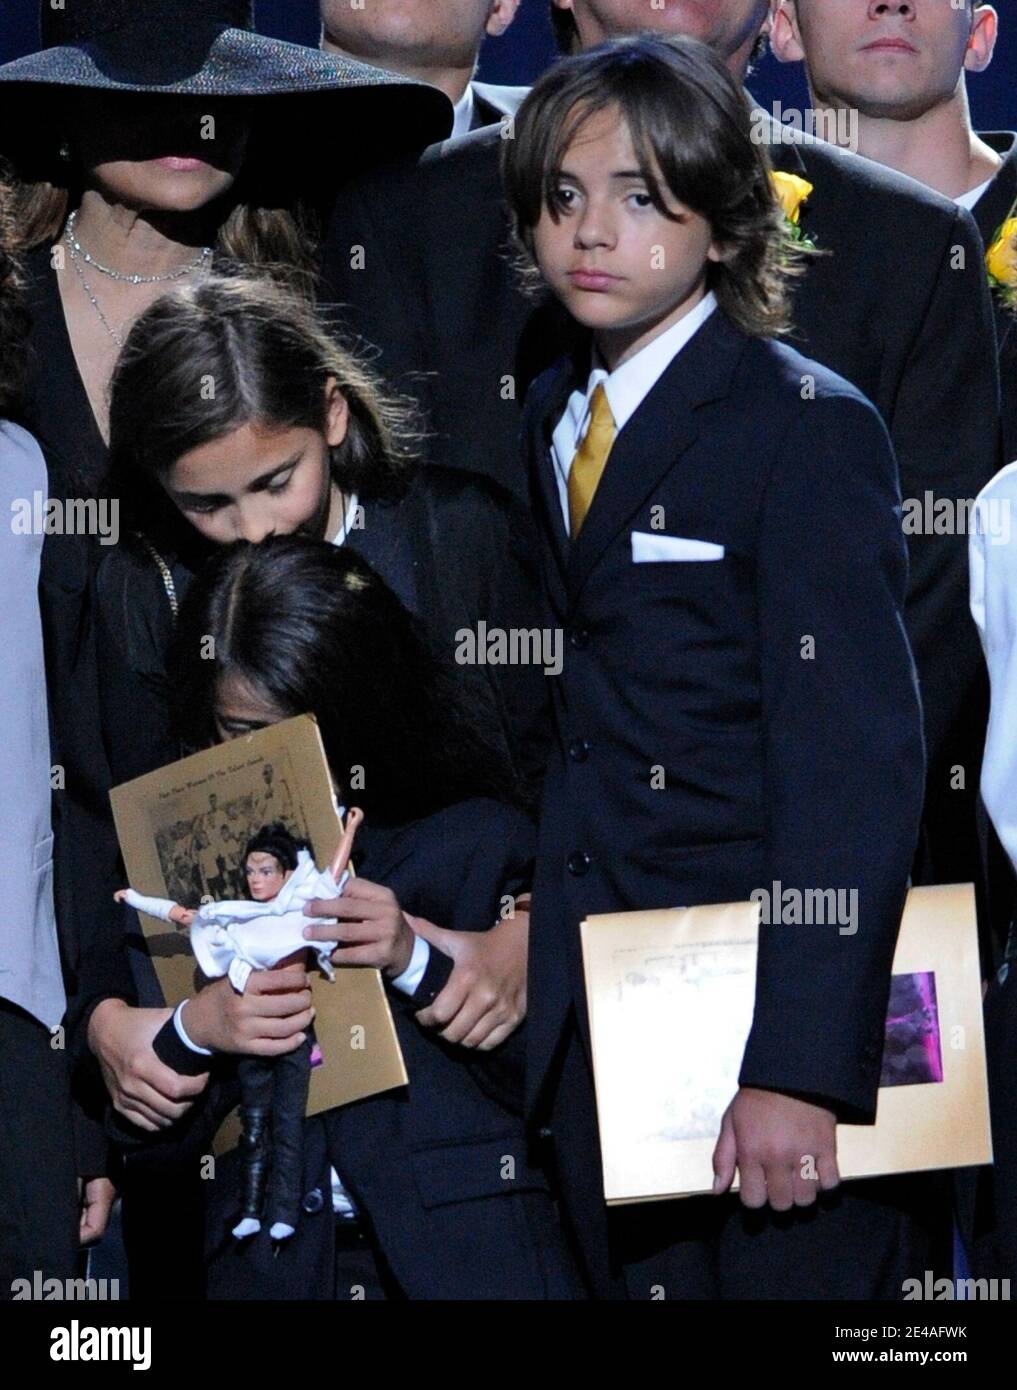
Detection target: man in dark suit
<box><xmin>770</xmin><ymin>0</ymin><xmax>1017</xmax><ymax>1284</ymax></box>
<box><xmin>322</xmin><ymin>0</ymin><xmax>1001</xmax><ymax>893</ymax></box>
<box><xmin>319</xmin><ymin>0</ymin><xmax>527</xmax><ymax>136</ymax></box>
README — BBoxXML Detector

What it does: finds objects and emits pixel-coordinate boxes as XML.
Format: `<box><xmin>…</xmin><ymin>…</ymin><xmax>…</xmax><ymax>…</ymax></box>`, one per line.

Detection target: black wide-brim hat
<box><xmin>0</xmin><ymin>0</ymin><xmax>452</xmax><ymax>185</ymax></box>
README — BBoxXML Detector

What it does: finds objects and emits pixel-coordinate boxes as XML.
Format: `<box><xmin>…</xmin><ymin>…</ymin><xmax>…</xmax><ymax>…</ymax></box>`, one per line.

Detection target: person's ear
<box><xmin>707</xmin><ymin>241</ymin><xmax>729</xmax><ymax>265</ymax></box>
<box><xmin>487</xmin><ymin>0</ymin><xmax>521</xmax><ymax>38</ymax></box>
<box><xmin>964</xmin><ymin>5</ymin><xmax>998</xmax><ymax>75</ymax></box>
<box><xmin>770</xmin><ymin>1</ymin><xmax>806</xmax><ymax>65</ymax></box>
<box><xmin>323</xmin><ymin>377</ymin><xmax>350</xmax><ymax>449</ymax></box>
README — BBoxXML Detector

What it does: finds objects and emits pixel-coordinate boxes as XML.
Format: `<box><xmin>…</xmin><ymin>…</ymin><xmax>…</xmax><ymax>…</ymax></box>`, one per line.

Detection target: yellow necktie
<box><xmin>568</xmin><ymin>383</ymin><xmax>616</xmax><ymax>537</ymax></box>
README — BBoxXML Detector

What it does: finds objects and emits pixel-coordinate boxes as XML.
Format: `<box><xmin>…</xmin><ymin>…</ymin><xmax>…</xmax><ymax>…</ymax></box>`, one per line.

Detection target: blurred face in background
<box><xmin>320</xmin><ymin>0</ymin><xmax>519</xmax><ymax>69</ymax></box>
<box><xmin>772</xmin><ymin>1</ymin><xmax>998</xmax><ymax>121</ymax></box>
<box><xmin>552</xmin><ymin>0</ymin><xmax>772</xmax><ymax>73</ymax></box>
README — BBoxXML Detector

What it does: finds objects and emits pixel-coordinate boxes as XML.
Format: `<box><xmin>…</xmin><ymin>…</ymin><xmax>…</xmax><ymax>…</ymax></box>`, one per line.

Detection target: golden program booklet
<box><xmin>110</xmin><ymin>714</ymin><xmax>408</xmax><ymax>1137</ymax></box>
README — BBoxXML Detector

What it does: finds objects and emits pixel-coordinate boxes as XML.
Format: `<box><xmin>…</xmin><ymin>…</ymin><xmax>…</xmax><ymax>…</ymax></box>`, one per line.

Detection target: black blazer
<box><xmin>973</xmin><ymin>132</ymin><xmax>1017</xmax><ymax>463</ymax></box>
<box><xmin>139</xmin><ymin>799</ymin><xmax>579</xmax><ymax>1300</ymax></box>
<box><xmin>322</xmin><ymin>119</ymin><xmax>998</xmax><ymax>886</ymax></box>
<box><xmin>522</xmin><ymin>312</ymin><xmax>925</xmax><ymax>1125</ymax></box>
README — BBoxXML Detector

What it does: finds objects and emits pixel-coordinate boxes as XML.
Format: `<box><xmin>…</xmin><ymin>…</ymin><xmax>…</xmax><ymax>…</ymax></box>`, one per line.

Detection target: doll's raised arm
<box><xmin>114</xmin><ymin>887</ymin><xmax>196</xmax><ymax>928</ymax></box>
<box><xmin>329</xmin><ymin>806</ymin><xmax>363</xmax><ymax>882</ymax></box>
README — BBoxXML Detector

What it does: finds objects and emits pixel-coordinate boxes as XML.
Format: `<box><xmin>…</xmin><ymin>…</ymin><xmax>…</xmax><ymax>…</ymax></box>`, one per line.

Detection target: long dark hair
<box><xmin>503</xmin><ymin>33</ymin><xmax>799</xmax><ymax>337</ymax></box>
<box><xmin>0</xmin><ymin>169</ymin><xmax>28</xmax><ymax>418</ymax></box>
<box><xmin>106</xmin><ymin>273</ymin><xmax>421</xmax><ymax>551</ymax></box>
<box><xmin>171</xmin><ymin>537</ymin><xmax>518</xmax><ymax>825</ymax></box>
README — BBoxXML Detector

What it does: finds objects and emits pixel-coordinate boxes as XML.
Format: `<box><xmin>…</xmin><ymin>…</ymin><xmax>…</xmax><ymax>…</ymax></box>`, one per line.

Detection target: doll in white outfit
<box><xmin>116</xmin><ymin>813</ymin><xmax>362</xmax><ymax>1241</ymax></box>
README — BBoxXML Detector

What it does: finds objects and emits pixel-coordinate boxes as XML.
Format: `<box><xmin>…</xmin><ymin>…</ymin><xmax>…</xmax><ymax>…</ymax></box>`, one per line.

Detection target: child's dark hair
<box><xmin>502</xmin><ymin>33</ymin><xmax>799</xmax><ymax>338</ymax></box>
<box><xmin>243</xmin><ymin>821</ymin><xmax>310</xmax><ymax>875</ymax></box>
<box><xmin>106</xmin><ymin>273</ymin><xmax>422</xmax><ymax>543</ymax></box>
<box><xmin>170</xmin><ymin>536</ymin><xmax>521</xmax><ymax>825</ymax></box>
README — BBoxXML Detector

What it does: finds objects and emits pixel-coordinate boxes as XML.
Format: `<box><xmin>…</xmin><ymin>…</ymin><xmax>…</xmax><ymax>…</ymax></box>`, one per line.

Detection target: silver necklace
<box><xmin>66</xmin><ymin>235</ymin><xmax>127</xmax><ymax>346</ymax></box>
<box><xmin>65</xmin><ymin>209</ymin><xmax>213</xmax><ymax>284</ymax></box>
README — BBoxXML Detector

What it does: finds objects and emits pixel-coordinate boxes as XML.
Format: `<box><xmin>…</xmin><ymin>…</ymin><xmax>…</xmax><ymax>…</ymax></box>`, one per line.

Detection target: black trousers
<box><xmin>0</xmin><ymin>1001</ymin><xmax>78</xmax><ymax>1295</ymax></box>
<box><xmin>547</xmin><ymin>1019</ymin><xmax>948</xmax><ymax>1300</ymax></box>
<box><xmin>237</xmin><ymin>1040</ymin><xmax>311</xmax><ymax>1228</ymax></box>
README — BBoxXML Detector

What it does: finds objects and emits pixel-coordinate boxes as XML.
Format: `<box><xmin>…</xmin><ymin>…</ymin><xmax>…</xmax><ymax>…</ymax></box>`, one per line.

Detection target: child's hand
<box><xmin>88</xmin><ymin>999</ymin><xmax>208</xmax><ymax>1132</ymax></box>
<box><xmin>411</xmin><ymin>905</ymin><xmax>529</xmax><ymax>1049</ymax></box>
<box><xmin>712</xmin><ymin>1086</ymin><xmax>840</xmax><ymax>1210</ymax></box>
<box><xmin>182</xmin><ymin>965</ymin><xmax>314</xmax><ymax>1055</ymax></box>
<box><xmin>78</xmin><ymin>1176</ymin><xmax>117</xmax><ymax>1245</ymax></box>
<box><xmin>304</xmin><ymin>878</ymin><xmax>415</xmax><ymax>979</ymax></box>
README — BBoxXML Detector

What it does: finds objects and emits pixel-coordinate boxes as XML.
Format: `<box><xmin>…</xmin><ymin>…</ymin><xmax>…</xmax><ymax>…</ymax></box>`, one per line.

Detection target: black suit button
<box><xmin>570</xmin><ymin>627</ymin><xmax>590</xmax><ymax>650</ymax></box>
<box><xmin>538</xmin><ymin>1126</ymin><xmax>553</xmax><ymax>1141</ymax></box>
<box><xmin>301</xmin><ymin>1187</ymin><xmax>326</xmax><ymax>1215</ymax></box>
<box><xmin>567</xmin><ymin>851</ymin><xmax>591</xmax><ymax>877</ymax></box>
<box><xmin>569</xmin><ymin>738</ymin><xmax>591</xmax><ymax>762</ymax></box>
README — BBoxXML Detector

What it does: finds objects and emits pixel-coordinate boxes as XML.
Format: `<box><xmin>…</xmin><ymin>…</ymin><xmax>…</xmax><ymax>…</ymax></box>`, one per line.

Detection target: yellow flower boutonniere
<box><xmin>986</xmin><ymin>216</ymin><xmax>1017</xmax><ymax>311</ymax></box>
<box><xmin>771</xmin><ymin>171</ymin><xmax>816</xmax><ymax>250</ymax></box>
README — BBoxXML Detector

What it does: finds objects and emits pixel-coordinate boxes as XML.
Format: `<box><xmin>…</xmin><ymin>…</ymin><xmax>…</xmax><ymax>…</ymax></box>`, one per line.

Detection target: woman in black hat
<box><xmin>0</xmin><ymin>0</ymin><xmax>450</xmax><ymax>473</ymax></box>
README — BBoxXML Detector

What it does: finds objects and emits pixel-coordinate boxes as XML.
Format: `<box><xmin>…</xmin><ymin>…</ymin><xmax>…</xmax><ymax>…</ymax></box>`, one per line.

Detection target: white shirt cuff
<box><xmin>390</xmin><ymin>933</ymin><xmax>430</xmax><ymax>997</ymax></box>
<box><xmin>174</xmin><ymin>1001</ymin><xmax>213</xmax><ymax>1056</ymax></box>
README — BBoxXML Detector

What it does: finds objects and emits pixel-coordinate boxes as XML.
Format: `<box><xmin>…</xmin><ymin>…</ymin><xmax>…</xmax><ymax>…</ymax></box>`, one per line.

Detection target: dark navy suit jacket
<box><xmin>522</xmin><ymin>311</ymin><xmax>926</xmax><ymax>1126</ymax></box>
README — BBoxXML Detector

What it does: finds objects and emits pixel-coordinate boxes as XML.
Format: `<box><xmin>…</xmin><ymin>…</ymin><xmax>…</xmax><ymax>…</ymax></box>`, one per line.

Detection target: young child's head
<box><xmin>107</xmin><ymin>274</ymin><xmax>418</xmax><ymax>550</ymax></box>
<box><xmin>503</xmin><ymin>33</ymin><xmax>793</xmax><ymax>362</ymax></box>
<box><xmin>242</xmin><ymin>822</ymin><xmax>309</xmax><ymax>902</ymax></box>
<box><xmin>171</xmin><ymin>535</ymin><xmax>519</xmax><ymax>825</ymax></box>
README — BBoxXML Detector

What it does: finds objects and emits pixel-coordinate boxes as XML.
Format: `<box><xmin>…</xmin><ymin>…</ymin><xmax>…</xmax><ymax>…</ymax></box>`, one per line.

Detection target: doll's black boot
<box><xmin>232</xmin><ymin>1106</ymin><xmax>270</xmax><ymax>1239</ymax></box>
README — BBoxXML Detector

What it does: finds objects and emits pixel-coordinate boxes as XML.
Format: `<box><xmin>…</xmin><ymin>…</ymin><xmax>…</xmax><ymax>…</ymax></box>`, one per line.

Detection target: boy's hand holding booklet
<box><xmin>580</xmin><ymin>885</ymin><xmax>991</xmax><ymax>1205</ymax></box>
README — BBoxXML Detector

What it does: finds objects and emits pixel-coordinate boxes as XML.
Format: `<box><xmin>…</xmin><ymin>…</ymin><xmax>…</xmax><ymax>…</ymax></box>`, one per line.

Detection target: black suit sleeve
<box><xmin>738</xmin><ymin>392</ymin><xmax>926</xmax><ymax>1121</ymax></box>
<box><xmin>888</xmin><ymin>207</ymin><xmax>999</xmax><ymax>875</ymax></box>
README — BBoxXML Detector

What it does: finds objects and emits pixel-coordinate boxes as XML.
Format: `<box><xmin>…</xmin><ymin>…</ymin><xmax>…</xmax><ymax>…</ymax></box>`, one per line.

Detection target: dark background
<box><xmin>1</xmin><ymin>0</ymin><xmax>1014</xmax><ymax>129</ymax></box>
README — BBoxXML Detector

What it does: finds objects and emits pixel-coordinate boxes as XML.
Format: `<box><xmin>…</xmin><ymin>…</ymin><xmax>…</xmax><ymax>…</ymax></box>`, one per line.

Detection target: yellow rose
<box><xmin>986</xmin><ymin>217</ymin><xmax>1017</xmax><ymax>289</ymax></box>
<box><xmin>770</xmin><ymin>171</ymin><xmax>813</xmax><ymax>226</ymax></box>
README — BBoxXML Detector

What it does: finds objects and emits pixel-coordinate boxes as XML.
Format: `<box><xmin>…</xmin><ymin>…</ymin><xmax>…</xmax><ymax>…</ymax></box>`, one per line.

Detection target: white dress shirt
<box><xmin>550</xmin><ymin>293</ymin><xmax>718</xmax><ymax>532</ymax></box>
<box><xmin>970</xmin><ymin>460</ymin><xmax>1017</xmax><ymax>874</ymax></box>
<box><xmin>451</xmin><ymin>83</ymin><xmax>476</xmax><ymax>139</ymax></box>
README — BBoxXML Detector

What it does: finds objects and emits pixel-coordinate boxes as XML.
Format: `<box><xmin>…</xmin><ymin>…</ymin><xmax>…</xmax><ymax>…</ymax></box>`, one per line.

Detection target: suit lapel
<box><xmin>566</xmin><ymin>312</ymin><xmax>747</xmax><ymax>599</ymax></box>
<box><xmin>974</xmin><ymin>133</ymin><xmax>1017</xmax><ymax>353</ymax></box>
<box><xmin>530</xmin><ymin>351</ymin><xmax>585</xmax><ymax>599</ymax></box>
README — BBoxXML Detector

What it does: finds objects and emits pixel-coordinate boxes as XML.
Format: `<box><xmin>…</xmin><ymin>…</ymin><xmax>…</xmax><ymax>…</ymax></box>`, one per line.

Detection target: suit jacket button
<box><xmin>301</xmin><ymin>1187</ymin><xmax>326</xmax><ymax>1215</ymax></box>
<box><xmin>569</xmin><ymin>738</ymin><xmax>591</xmax><ymax>762</ymax></box>
<box><xmin>567</xmin><ymin>851</ymin><xmax>591</xmax><ymax>876</ymax></box>
<box><xmin>570</xmin><ymin>627</ymin><xmax>590</xmax><ymax>650</ymax></box>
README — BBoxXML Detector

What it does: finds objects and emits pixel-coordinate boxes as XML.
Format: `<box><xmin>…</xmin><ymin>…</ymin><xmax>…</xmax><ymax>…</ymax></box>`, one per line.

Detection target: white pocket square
<box><xmin>631</xmin><ymin>531</ymin><xmax>725</xmax><ymax>563</ymax></box>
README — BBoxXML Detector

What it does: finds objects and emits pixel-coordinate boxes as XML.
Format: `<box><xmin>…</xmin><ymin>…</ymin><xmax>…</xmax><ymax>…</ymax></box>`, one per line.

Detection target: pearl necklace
<box><xmin>64</xmin><ymin>209</ymin><xmax>213</xmax><ymax>284</ymax></box>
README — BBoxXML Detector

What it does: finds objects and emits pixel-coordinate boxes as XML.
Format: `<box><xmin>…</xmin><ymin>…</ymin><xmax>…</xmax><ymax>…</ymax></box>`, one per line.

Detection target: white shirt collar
<box><xmin>591</xmin><ymin>291</ymin><xmax>718</xmax><ymax>433</ymax></box>
<box><xmin>550</xmin><ymin>293</ymin><xmax>718</xmax><ymax>531</ymax></box>
<box><xmin>451</xmin><ymin>83</ymin><xmax>475</xmax><ymax>139</ymax></box>
<box><xmin>329</xmin><ymin>490</ymin><xmax>360</xmax><ymax>548</ymax></box>
<box><xmin>955</xmin><ymin>173</ymin><xmax>997</xmax><ymax>212</ymax></box>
